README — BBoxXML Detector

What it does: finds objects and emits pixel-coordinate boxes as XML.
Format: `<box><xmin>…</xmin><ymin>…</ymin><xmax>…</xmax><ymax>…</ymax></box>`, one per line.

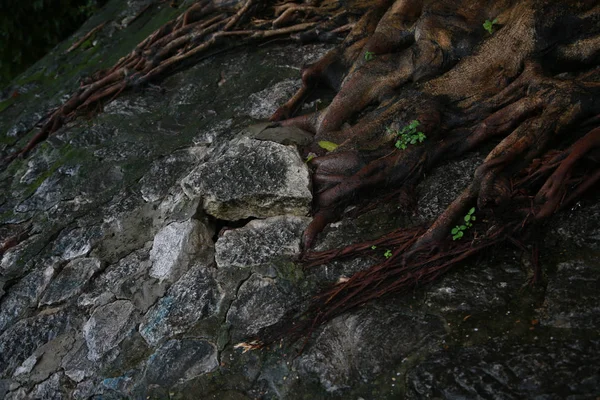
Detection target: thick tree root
<box><xmin>252</xmin><ymin>0</ymin><xmax>600</xmax><ymax>344</ymax></box>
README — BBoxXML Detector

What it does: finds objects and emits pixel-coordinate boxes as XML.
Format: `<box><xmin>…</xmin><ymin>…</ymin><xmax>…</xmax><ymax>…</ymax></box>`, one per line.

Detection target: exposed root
<box><xmin>2</xmin><ymin>0</ymin><xmax>351</xmax><ymax>164</ymax></box>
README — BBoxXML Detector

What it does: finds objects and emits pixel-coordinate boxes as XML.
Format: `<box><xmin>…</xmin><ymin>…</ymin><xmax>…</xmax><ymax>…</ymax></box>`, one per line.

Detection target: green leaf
<box><xmin>459</xmin><ymin>225</ymin><xmax>466</xmax><ymax>230</ymax></box>
<box><xmin>305</xmin><ymin>154</ymin><xmax>316</xmax><ymax>163</ymax></box>
<box><xmin>464</xmin><ymin>215</ymin><xmax>471</xmax><ymax>222</ymax></box>
<box><xmin>364</xmin><ymin>51</ymin><xmax>375</xmax><ymax>61</ymax></box>
<box><xmin>471</xmin><ymin>216</ymin><xmax>476</xmax><ymax>221</ymax></box>
<box><xmin>451</xmin><ymin>227</ymin><xmax>459</xmax><ymax>234</ymax></box>
<box><xmin>469</xmin><ymin>207</ymin><xmax>475</xmax><ymax>214</ymax></box>
<box><xmin>318</xmin><ymin>141</ymin><xmax>339</xmax><ymax>151</ymax></box>
<box><xmin>371</xmin><ymin>245</ymin><xmax>377</xmax><ymax>250</ymax></box>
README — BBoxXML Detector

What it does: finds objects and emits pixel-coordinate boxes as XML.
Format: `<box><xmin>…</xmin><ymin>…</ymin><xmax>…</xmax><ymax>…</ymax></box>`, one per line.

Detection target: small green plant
<box><xmin>483</xmin><ymin>18</ymin><xmax>499</xmax><ymax>34</ymax></box>
<box><xmin>371</xmin><ymin>245</ymin><xmax>377</xmax><ymax>250</ymax></box>
<box><xmin>364</xmin><ymin>51</ymin><xmax>375</xmax><ymax>61</ymax></box>
<box><xmin>384</xmin><ymin>249</ymin><xmax>393</xmax><ymax>259</ymax></box>
<box><xmin>388</xmin><ymin>120</ymin><xmax>426</xmax><ymax>150</ymax></box>
<box><xmin>451</xmin><ymin>207</ymin><xmax>476</xmax><ymax>240</ymax></box>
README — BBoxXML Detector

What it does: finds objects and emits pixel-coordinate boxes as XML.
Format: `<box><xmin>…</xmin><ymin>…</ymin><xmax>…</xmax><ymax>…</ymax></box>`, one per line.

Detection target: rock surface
<box><xmin>181</xmin><ymin>137</ymin><xmax>311</xmax><ymax>220</ymax></box>
<box><xmin>0</xmin><ymin>1</ymin><xmax>598</xmax><ymax>399</ymax></box>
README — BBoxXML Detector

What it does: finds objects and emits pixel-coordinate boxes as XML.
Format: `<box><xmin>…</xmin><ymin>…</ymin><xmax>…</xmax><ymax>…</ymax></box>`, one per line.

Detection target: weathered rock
<box><xmin>140</xmin><ymin>265</ymin><xmax>222</xmax><ymax>346</ymax></box>
<box><xmin>215</xmin><ymin>216</ymin><xmax>310</xmax><ymax>272</ymax></box>
<box><xmin>541</xmin><ymin>259</ymin><xmax>600</xmax><ymax>330</ymax></box>
<box><xmin>78</xmin><ymin>248</ymin><xmax>155</xmax><ymax>310</ymax></box>
<box><xmin>13</xmin><ymin>333</ymin><xmax>75</xmax><ymax>385</ymax></box>
<box><xmin>296</xmin><ymin>303</ymin><xmax>446</xmax><ymax>392</ymax></box>
<box><xmin>139</xmin><ymin>148</ymin><xmax>207</xmax><ymax>203</ymax></box>
<box><xmin>0</xmin><ymin>310</ymin><xmax>72</xmax><ymax>377</ymax></box>
<box><xmin>242</xmin><ymin>79</ymin><xmax>301</xmax><ymax>120</ymax></box>
<box><xmin>40</xmin><ymin>258</ymin><xmax>103</xmax><ymax>306</ymax></box>
<box><xmin>424</xmin><ymin>258</ymin><xmax>525</xmax><ymax>314</ymax></box>
<box><xmin>181</xmin><ymin>137</ymin><xmax>311</xmax><ymax>220</ymax></box>
<box><xmin>149</xmin><ymin>219</ymin><xmax>214</xmax><ymax>282</ymax></box>
<box><xmin>245</xmin><ymin>123</ymin><xmax>314</xmax><ymax>147</ymax></box>
<box><xmin>0</xmin><ymin>259</ymin><xmax>58</xmax><ymax>334</ymax></box>
<box><xmin>28</xmin><ymin>372</ymin><xmax>66</xmax><ymax>400</ymax></box>
<box><xmin>145</xmin><ymin>339</ymin><xmax>218</xmax><ymax>387</ymax></box>
<box><xmin>83</xmin><ymin>300</ymin><xmax>137</xmax><ymax>361</ymax></box>
<box><xmin>51</xmin><ymin>225</ymin><xmax>104</xmax><ymax>261</ymax></box>
<box><xmin>406</xmin><ymin>339</ymin><xmax>600</xmax><ymax>399</ymax></box>
<box><xmin>226</xmin><ymin>274</ymin><xmax>297</xmax><ymax>340</ymax></box>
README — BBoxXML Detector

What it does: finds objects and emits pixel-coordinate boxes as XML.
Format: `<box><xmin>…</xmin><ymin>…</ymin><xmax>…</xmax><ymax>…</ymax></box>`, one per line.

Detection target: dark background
<box><xmin>0</xmin><ymin>0</ymin><xmax>106</xmax><ymax>89</ymax></box>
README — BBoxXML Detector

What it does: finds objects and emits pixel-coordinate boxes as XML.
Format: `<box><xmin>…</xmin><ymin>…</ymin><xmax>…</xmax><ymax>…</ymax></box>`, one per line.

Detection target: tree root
<box><xmin>252</xmin><ymin>0</ymin><xmax>600</xmax><ymax>345</ymax></box>
<box><xmin>2</xmin><ymin>0</ymin><xmax>351</xmax><ymax>165</ymax></box>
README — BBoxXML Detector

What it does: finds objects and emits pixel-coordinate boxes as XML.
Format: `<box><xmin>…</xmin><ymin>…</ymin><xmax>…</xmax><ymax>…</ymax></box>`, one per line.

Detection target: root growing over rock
<box><xmin>4</xmin><ymin>0</ymin><xmax>600</xmax><ymax>343</ymax></box>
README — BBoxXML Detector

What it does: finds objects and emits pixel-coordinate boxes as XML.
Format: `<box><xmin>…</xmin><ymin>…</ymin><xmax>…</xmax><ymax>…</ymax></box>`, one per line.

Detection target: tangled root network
<box><xmin>6</xmin><ymin>0</ymin><xmax>600</xmax><ymax>340</ymax></box>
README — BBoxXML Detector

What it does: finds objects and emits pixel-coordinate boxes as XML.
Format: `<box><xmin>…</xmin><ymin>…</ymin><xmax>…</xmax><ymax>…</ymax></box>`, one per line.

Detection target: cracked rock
<box><xmin>40</xmin><ymin>258</ymin><xmax>103</xmax><ymax>306</ymax></box>
<box><xmin>140</xmin><ymin>265</ymin><xmax>221</xmax><ymax>346</ymax></box>
<box><xmin>296</xmin><ymin>303</ymin><xmax>446</xmax><ymax>392</ymax></box>
<box><xmin>215</xmin><ymin>216</ymin><xmax>309</xmax><ymax>271</ymax></box>
<box><xmin>145</xmin><ymin>339</ymin><xmax>218</xmax><ymax>387</ymax></box>
<box><xmin>181</xmin><ymin>137</ymin><xmax>311</xmax><ymax>220</ymax></box>
<box><xmin>149</xmin><ymin>219</ymin><xmax>213</xmax><ymax>283</ymax></box>
<box><xmin>226</xmin><ymin>274</ymin><xmax>295</xmax><ymax>340</ymax></box>
<box><xmin>83</xmin><ymin>300</ymin><xmax>136</xmax><ymax>361</ymax></box>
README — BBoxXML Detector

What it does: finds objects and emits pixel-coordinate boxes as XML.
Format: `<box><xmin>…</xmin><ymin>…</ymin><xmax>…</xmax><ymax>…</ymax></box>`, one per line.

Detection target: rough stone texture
<box><xmin>424</xmin><ymin>258</ymin><xmax>526</xmax><ymax>314</ymax></box>
<box><xmin>140</xmin><ymin>265</ymin><xmax>221</xmax><ymax>346</ymax></box>
<box><xmin>0</xmin><ymin>2</ymin><xmax>598</xmax><ymax>398</ymax></box>
<box><xmin>149</xmin><ymin>219</ymin><xmax>213</xmax><ymax>282</ymax></box>
<box><xmin>541</xmin><ymin>259</ymin><xmax>600</xmax><ymax>330</ymax></box>
<box><xmin>297</xmin><ymin>303</ymin><xmax>446</xmax><ymax>392</ymax></box>
<box><xmin>0</xmin><ymin>259</ymin><xmax>58</xmax><ymax>334</ymax></box>
<box><xmin>215</xmin><ymin>216</ymin><xmax>310</xmax><ymax>271</ymax></box>
<box><xmin>40</xmin><ymin>258</ymin><xmax>103</xmax><ymax>306</ymax></box>
<box><xmin>83</xmin><ymin>300</ymin><xmax>136</xmax><ymax>361</ymax></box>
<box><xmin>226</xmin><ymin>274</ymin><xmax>296</xmax><ymax>340</ymax></box>
<box><xmin>0</xmin><ymin>310</ymin><xmax>72</xmax><ymax>377</ymax></box>
<box><xmin>181</xmin><ymin>137</ymin><xmax>311</xmax><ymax>220</ymax></box>
<box><xmin>145</xmin><ymin>339</ymin><xmax>218</xmax><ymax>387</ymax></box>
<box><xmin>407</xmin><ymin>339</ymin><xmax>600</xmax><ymax>399</ymax></box>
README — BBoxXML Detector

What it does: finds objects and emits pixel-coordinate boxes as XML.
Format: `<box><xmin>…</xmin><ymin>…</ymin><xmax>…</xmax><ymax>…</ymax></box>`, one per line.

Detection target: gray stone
<box><xmin>297</xmin><ymin>303</ymin><xmax>446</xmax><ymax>392</ymax></box>
<box><xmin>406</xmin><ymin>339</ymin><xmax>600</xmax><ymax>399</ymax></box>
<box><xmin>0</xmin><ymin>310</ymin><xmax>71</xmax><ymax>377</ymax></box>
<box><xmin>181</xmin><ymin>137</ymin><xmax>311</xmax><ymax>220</ymax></box>
<box><xmin>51</xmin><ymin>226</ymin><xmax>104</xmax><ymax>261</ymax></box>
<box><xmin>40</xmin><ymin>258</ymin><xmax>103</xmax><ymax>306</ymax></box>
<box><xmin>140</xmin><ymin>265</ymin><xmax>221</xmax><ymax>346</ymax></box>
<box><xmin>145</xmin><ymin>339</ymin><xmax>218</xmax><ymax>387</ymax></box>
<box><xmin>215</xmin><ymin>216</ymin><xmax>310</xmax><ymax>271</ymax></box>
<box><xmin>0</xmin><ymin>259</ymin><xmax>58</xmax><ymax>334</ymax></box>
<box><xmin>61</xmin><ymin>339</ymin><xmax>96</xmax><ymax>384</ymax></box>
<box><xmin>13</xmin><ymin>333</ymin><xmax>75</xmax><ymax>385</ymax></box>
<box><xmin>424</xmin><ymin>259</ymin><xmax>525</xmax><ymax>314</ymax></box>
<box><xmin>242</xmin><ymin>79</ymin><xmax>301</xmax><ymax>120</ymax></box>
<box><xmin>227</xmin><ymin>274</ymin><xmax>296</xmax><ymax>339</ymax></box>
<box><xmin>83</xmin><ymin>300</ymin><xmax>136</xmax><ymax>361</ymax></box>
<box><xmin>541</xmin><ymin>259</ymin><xmax>600</xmax><ymax>330</ymax></box>
<box><xmin>149</xmin><ymin>219</ymin><xmax>213</xmax><ymax>282</ymax></box>
<box><xmin>77</xmin><ymin>248</ymin><xmax>151</xmax><ymax>309</ymax></box>
<box><xmin>139</xmin><ymin>148</ymin><xmax>207</xmax><ymax>203</ymax></box>
<box><xmin>28</xmin><ymin>372</ymin><xmax>65</xmax><ymax>400</ymax></box>
<box><xmin>245</xmin><ymin>123</ymin><xmax>314</xmax><ymax>147</ymax></box>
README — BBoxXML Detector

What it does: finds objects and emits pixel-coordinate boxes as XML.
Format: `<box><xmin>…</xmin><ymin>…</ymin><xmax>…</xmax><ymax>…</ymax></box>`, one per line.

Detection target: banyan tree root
<box><xmin>251</xmin><ymin>0</ymin><xmax>600</xmax><ymax>343</ymax></box>
<box><xmin>4</xmin><ymin>0</ymin><xmax>600</xmax><ymax>345</ymax></box>
<box><xmin>3</xmin><ymin>0</ymin><xmax>358</xmax><ymax>164</ymax></box>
